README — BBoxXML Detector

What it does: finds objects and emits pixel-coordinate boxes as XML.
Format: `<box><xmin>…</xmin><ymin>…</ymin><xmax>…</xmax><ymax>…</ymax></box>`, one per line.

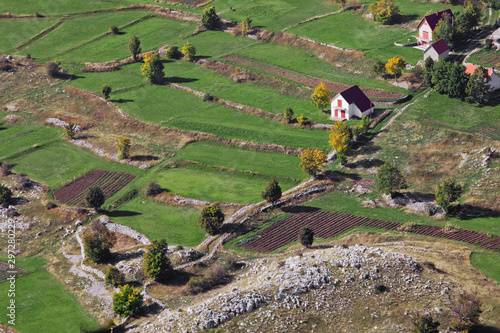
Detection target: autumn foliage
<box><xmin>385</xmin><ymin>56</ymin><xmax>406</xmax><ymax>80</ymax></box>
<box><xmin>369</xmin><ymin>0</ymin><xmax>400</xmax><ymax>24</ymax></box>
<box><xmin>311</xmin><ymin>82</ymin><xmax>331</xmax><ymax>111</ymax></box>
<box><xmin>328</xmin><ymin>121</ymin><xmax>352</xmax><ymax>164</ymax></box>
<box><xmin>141</xmin><ymin>52</ymin><xmax>164</xmax><ymax>84</ymax></box>
<box><xmin>299</xmin><ymin>148</ymin><xmax>327</xmax><ymax>176</ymax></box>
<box><xmin>117</xmin><ymin>137</ymin><xmax>131</xmax><ymax>160</ymax></box>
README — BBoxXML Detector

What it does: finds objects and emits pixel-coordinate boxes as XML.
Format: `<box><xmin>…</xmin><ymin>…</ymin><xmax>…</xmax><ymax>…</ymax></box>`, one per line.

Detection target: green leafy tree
<box><xmin>141</xmin><ymin>52</ymin><xmax>164</xmax><ymax>84</ymax></box>
<box><xmin>465</xmin><ymin>66</ymin><xmax>489</xmax><ymax>105</ymax></box>
<box><xmin>181</xmin><ymin>42</ymin><xmax>196</xmax><ymax>62</ymax></box>
<box><xmin>412</xmin><ymin>315</ymin><xmax>440</xmax><ymax>333</ymax></box>
<box><xmin>284</xmin><ymin>107</ymin><xmax>294</xmax><ymax>123</ymax></box>
<box><xmin>328</xmin><ymin>121</ymin><xmax>352</xmax><ymax>164</ymax></box>
<box><xmin>311</xmin><ymin>82</ymin><xmax>331</xmax><ymax>111</ymax></box>
<box><xmin>101</xmin><ymin>84</ymin><xmax>111</xmax><ymax>99</ymax></box>
<box><xmin>128</xmin><ymin>36</ymin><xmax>141</xmax><ymax>61</ymax></box>
<box><xmin>113</xmin><ymin>284</ymin><xmax>143</xmax><ymax>317</ymax></box>
<box><xmin>46</xmin><ymin>61</ymin><xmax>61</xmax><ymax>78</ymax></box>
<box><xmin>142</xmin><ymin>239</ymin><xmax>173</xmax><ymax>282</ymax></box>
<box><xmin>375</xmin><ymin>162</ymin><xmax>406</xmax><ymax>194</ymax></box>
<box><xmin>241</xmin><ymin>16</ymin><xmax>252</xmax><ymax>35</ymax></box>
<box><xmin>82</xmin><ymin>221</ymin><xmax>114</xmax><ymax>263</ymax></box>
<box><xmin>105</xmin><ymin>266</ymin><xmax>125</xmax><ymax>287</ymax></box>
<box><xmin>165</xmin><ymin>45</ymin><xmax>182</xmax><ymax>59</ymax></box>
<box><xmin>433</xmin><ymin>13</ymin><xmax>454</xmax><ymax>45</ymax></box>
<box><xmin>435</xmin><ymin>178</ymin><xmax>463</xmax><ymax>213</ymax></box>
<box><xmin>201</xmin><ymin>6</ymin><xmax>220</xmax><ymax>30</ymax></box>
<box><xmin>261</xmin><ymin>179</ymin><xmax>282</xmax><ymax>204</ymax></box>
<box><xmin>431</xmin><ymin>60</ymin><xmax>453</xmax><ymax>94</ymax></box>
<box><xmin>374</xmin><ymin>60</ymin><xmax>387</xmax><ymax>77</ymax></box>
<box><xmin>424</xmin><ymin>57</ymin><xmax>434</xmax><ymax>87</ymax></box>
<box><xmin>385</xmin><ymin>56</ymin><xmax>406</xmax><ymax>81</ymax></box>
<box><xmin>299</xmin><ymin>227</ymin><xmax>314</xmax><ymax>248</ymax></box>
<box><xmin>86</xmin><ymin>186</ymin><xmax>105</xmax><ymax>210</ymax></box>
<box><xmin>199</xmin><ymin>202</ymin><xmax>225</xmax><ymax>235</ymax></box>
<box><xmin>64</xmin><ymin>122</ymin><xmax>77</xmax><ymax>139</ymax></box>
<box><xmin>117</xmin><ymin>137</ymin><xmax>131</xmax><ymax>160</ymax></box>
<box><xmin>299</xmin><ymin>148</ymin><xmax>327</xmax><ymax>176</ymax></box>
<box><xmin>0</xmin><ymin>184</ymin><xmax>12</xmax><ymax>204</ymax></box>
<box><xmin>368</xmin><ymin>0</ymin><xmax>400</xmax><ymax>24</ymax></box>
<box><xmin>447</xmin><ymin>64</ymin><xmax>469</xmax><ymax>100</ymax></box>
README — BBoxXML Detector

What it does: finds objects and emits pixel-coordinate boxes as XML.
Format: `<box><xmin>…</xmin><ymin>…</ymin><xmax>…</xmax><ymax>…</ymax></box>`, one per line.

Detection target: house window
<box><xmin>423</xmin><ymin>31</ymin><xmax>429</xmax><ymax>40</ymax></box>
<box><xmin>337</xmin><ymin>99</ymin><xmax>342</xmax><ymax>107</ymax></box>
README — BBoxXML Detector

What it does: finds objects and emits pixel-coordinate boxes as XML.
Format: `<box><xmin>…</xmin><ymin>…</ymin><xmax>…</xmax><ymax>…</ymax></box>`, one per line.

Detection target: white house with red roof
<box><xmin>416</xmin><ymin>9</ymin><xmax>454</xmax><ymax>46</ymax></box>
<box><xmin>465</xmin><ymin>64</ymin><xmax>500</xmax><ymax>91</ymax></box>
<box><xmin>330</xmin><ymin>85</ymin><xmax>374</xmax><ymax>120</ymax></box>
<box><xmin>424</xmin><ymin>39</ymin><xmax>450</xmax><ymax>61</ymax></box>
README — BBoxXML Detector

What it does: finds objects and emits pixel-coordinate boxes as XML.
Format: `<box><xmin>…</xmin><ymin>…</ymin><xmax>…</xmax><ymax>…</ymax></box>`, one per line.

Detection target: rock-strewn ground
<box><xmin>130</xmin><ymin>245</ymin><xmax>454</xmax><ymax>332</ymax></box>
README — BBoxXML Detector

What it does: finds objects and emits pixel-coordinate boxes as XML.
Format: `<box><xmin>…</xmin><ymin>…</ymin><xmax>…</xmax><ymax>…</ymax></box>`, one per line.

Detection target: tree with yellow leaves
<box><xmin>299</xmin><ymin>148</ymin><xmax>327</xmax><ymax>176</ymax></box>
<box><xmin>181</xmin><ymin>42</ymin><xmax>196</xmax><ymax>62</ymax></box>
<box><xmin>117</xmin><ymin>137</ymin><xmax>131</xmax><ymax>160</ymax></box>
<box><xmin>368</xmin><ymin>0</ymin><xmax>400</xmax><ymax>24</ymax></box>
<box><xmin>241</xmin><ymin>16</ymin><xmax>252</xmax><ymax>35</ymax></box>
<box><xmin>328</xmin><ymin>121</ymin><xmax>352</xmax><ymax>164</ymax></box>
<box><xmin>141</xmin><ymin>52</ymin><xmax>164</xmax><ymax>84</ymax></box>
<box><xmin>311</xmin><ymin>82</ymin><xmax>331</xmax><ymax>112</ymax></box>
<box><xmin>385</xmin><ymin>56</ymin><xmax>406</xmax><ymax>81</ymax></box>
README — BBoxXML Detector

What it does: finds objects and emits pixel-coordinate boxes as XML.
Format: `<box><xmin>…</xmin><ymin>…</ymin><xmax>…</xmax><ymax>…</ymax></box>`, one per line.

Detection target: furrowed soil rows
<box><xmin>54</xmin><ymin>169</ymin><xmax>135</xmax><ymax>206</ymax></box>
<box><xmin>223</xmin><ymin>55</ymin><xmax>403</xmax><ymax>100</ymax></box>
<box><xmin>240</xmin><ymin>211</ymin><xmax>500</xmax><ymax>252</ymax></box>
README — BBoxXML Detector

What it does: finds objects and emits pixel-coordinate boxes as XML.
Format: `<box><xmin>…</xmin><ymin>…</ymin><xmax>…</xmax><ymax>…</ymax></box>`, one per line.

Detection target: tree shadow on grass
<box><xmin>455</xmin><ymin>204</ymin><xmax>500</xmax><ymax>220</ymax></box>
<box><xmin>131</xmin><ymin>155</ymin><xmax>159</xmax><ymax>162</ymax></box>
<box><xmin>167</xmin><ymin>76</ymin><xmax>198</xmax><ymax>83</ymax></box>
<box><xmin>106</xmin><ymin>210</ymin><xmax>142</xmax><ymax>217</ymax></box>
<box><xmin>111</xmin><ymin>98</ymin><xmax>134</xmax><ymax>103</ymax></box>
<box><xmin>345</xmin><ymin>158</ymin><xmax>384</xmax><ymax>169</ymax></box>
<box><xmin>393</xmin><ymin>14</ymin><xmax>419</xmax><ymax>25</ymax></box>
<box><xmin>281</xmin><ymin>206</ymin><xmax>321</xmax><ymax>214</ymax></box>
<box><xmin>471</xmin><ymin>325</ymin><xmax>500</xmax><ymax>333</ymax></box>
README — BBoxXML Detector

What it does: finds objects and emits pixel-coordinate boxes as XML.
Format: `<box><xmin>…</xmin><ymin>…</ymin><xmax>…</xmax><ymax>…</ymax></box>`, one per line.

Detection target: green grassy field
<box><xmin>0</xmin><ymin>125</ymin><xmax>61</xmax><ymax>160</ymax></box>
<box><xmin>106</xmin><ymin>195</ymin><xmax>206</xmax><ymax>245</ymax></box>
<box><xmin>0</xmin><ymin>256</ymin><xmax>101</xmax><ymax>333</ymax></box>
<box><xmin>470</xmin><ymin>251</ymin><xmax>500</xmax><ymax>283</ymax></box>
<box><xmin>0</xmin><ymin>18</ymin><xmax>60</xmax><ymax>54</ymax></box>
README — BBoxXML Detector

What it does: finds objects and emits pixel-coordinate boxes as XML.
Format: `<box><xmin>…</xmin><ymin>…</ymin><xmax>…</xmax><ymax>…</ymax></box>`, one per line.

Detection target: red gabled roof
<box><xmin>430</xmin><ymin>39</ymin><xmax>450</xmax><ymax>54</ymax></box>
<box><xmin>465</xmin><ymin>64</ymin><xmax>494</xmax><ymax>77</ymax></box>
<box><xmin>417</xmin><ymin>9</ymin><xmax>454</xmax><ymax>31</ymax></box>
<box><xmin>333</xmin><ymin>85</ymin><xmax>374</xmax><ymax>113</ymax></box>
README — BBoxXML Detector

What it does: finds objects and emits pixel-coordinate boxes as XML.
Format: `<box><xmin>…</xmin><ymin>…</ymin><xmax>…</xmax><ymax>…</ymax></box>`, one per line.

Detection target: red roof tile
<box><xmin>465</xmin><ymin>64</ymin><xmax>493</xmax><ymax>77</ymax></box>
<box><xmin>430</xmin><ymin>39</ymin><xmax>450</xmax><ymax>54</ymax></box>
<box><xmin>417</xmin><ymin>9</ymin><xmax>454</xmax><ymax>31</ymax></box>
<box><xmin>333</xmin><ymin>85</ymin><xmax>374</xmax><ymax>113</ymax></box>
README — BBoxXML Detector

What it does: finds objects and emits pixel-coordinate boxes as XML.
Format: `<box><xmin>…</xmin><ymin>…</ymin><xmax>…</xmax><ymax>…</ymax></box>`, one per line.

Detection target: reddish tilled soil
<box><xmin>241</xmin><ymin>211</ymin><xmax>500</xmax><ymax>253</ymax></box>
<box><xmin>223</xmin><ymin>54</ymin><xmax>403</xmax><ymax>99</ymax></box>
<box><xmin>54</xmin><ymin>169</ymin><xmax>135</xmax><ymax>207</ymax></box>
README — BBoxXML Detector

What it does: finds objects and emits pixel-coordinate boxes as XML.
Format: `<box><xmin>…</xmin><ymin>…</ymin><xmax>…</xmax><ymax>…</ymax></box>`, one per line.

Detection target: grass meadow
<box><xmin>0</xmin><ymin>125</ymin><xmax>61</xmax><ymax>160</ymax></box>
<box><xmin>0</xmin><ymin>18</ymin><xmax>60</xmax><ymax>54</ymax></box>
<box><xmin>470</xmin><ymin>251</ymin><xmax>500</xmax><ymax>283</ymax></box>
<box><xmin>0</xmin><ymin>256</ymin><xmax>100</xmax><ymax>333</ymax></box>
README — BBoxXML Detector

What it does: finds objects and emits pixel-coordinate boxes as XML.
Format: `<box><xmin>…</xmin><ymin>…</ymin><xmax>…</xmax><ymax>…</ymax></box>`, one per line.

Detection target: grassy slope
<box><xmin>0</xmin><ymin>18</ymin><xmax>59</xmax><ymax>54</ymax></box>
<box><xmin>106</xmin><ymin>196</ymin><xmax>206</xmax><ymax>246</ymax></box>
<box><xmin>0</xmin><ymin>125</ymin><xmax>61</xmax><ymax>160</ymax></box>
<box><xmin>470</xmin><ymin>251</ymin><xmax>500</xmax><ymax>283</ymax></box>
<box><xmin>0</xmin><ymin>256</ymin><xmax>101</xmax><ymax>333</ymax></box>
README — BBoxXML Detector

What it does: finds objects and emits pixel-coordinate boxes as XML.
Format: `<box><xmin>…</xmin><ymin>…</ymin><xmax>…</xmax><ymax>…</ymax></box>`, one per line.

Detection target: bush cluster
<box><xmin>184</xmin><ymin>265</ymin><xmax>230</xmax><ymax>295</ymax></box>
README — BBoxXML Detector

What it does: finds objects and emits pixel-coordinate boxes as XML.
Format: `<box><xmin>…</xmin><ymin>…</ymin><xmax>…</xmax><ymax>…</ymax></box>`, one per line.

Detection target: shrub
<box><xmin>373</xmin><ymin>283</ymin><xmax>387</xmax><ymax>293</ymax></box>
<box><xmin>241</xmin><ymin>16</ymin><xmax>252</xmax><ymax>35</ymax></box>
<box><xmin>165</xmin><ymin>45</ymin><xmax>182</xmax><ymax>59</ymax></box>
<box><xmin>369</xmin><ymin>0</ymin><xmax>400</xmax><ymax>24</ymax></box>
<box><xmin>64</xmin><ymin>122</ymin><xmax>77</xmax><ymax>139</ymax></box>
<box><xmin>185</xmin><ymin>265</ymin><xmax>230</xmax><ymax>294</ymax></box>
<box><xmin>201</xmin><ymin>6</ymin><xmax>220</xmax><ymax>30</ymax></box>
<box><xmin>411</xmin><ymin>315</ymin><xmax>440</xmax><ymax>333</ymax></box>
<box><xmin>145</xmin><ymin>181</ymin><xmax>162</xmax><ymax>196</ymax></box>
<box><xmin>435</xmin><ymin>178</ymin><xmax>463</xmax><ymax>213</ymax></box>
<box><xmin>0</xmin><ymin>184</ymin><xmax>12</xmax><ymax>204</ymax></box>
<box><xmin>0</xmin><ymin>58</ymin><xmax>13</xmax><ymax>72</ymax></box>
<box><xmin>142</xmin><ymin>239</ymin><xmax>173</xmax><ymax>282</ymax></box>
<box><xmin>261</xmin><ymin>179</ymin><xmax>282</xmax><ymax>204</ymax></box>
<box><xmin>112</xmin><ymin>284</ymin><xmax>143</xmax><ymax>317</ymax></box>
<box><xmin>109</xmin><ymin>25</ymin><xmax>119</xmax><ymax>34</ymax></box>
<box><xmin>199</xmin><ymin>202</ymin><xmax>225</xmax><ymax>235</ymax></box>
<box><xmin>299</xmin><ymin>226</ymin><xmax>314</xmax><ymax>248</ymax></box>
<box><xmin>448</xmin><ymin>291</ymin><xmax>482</xmax><ymax>331</ymax></box>
<box><xmin>105</xmin><ymin>266</ymin><xmax>125</xmax><ymax>287</ymax></box>
<box><xmin>82</xmin><ymin>231</ymin><xmax>112</xmax><ymax>264</ymax></box>
<box><xmin>373</xmin><ymin>60</ymin><xmax>387</xmax><ymax>76</ymax></box>
<box><xmin>375</xmin><ymin>162</ymin><xmax>406</xmax><ymax>194</ymax></box>
<box><xmin>45</xmin><ymin>61</ymin><xmax>61</xmax><ymax>77</ymax></box>
<box><xmin>284</xmin><ymin>107</ymin><xmax>294</xmax><ymax>123</ymax></box>
<box><xmin>15</xmin><ymin>174</ymin><xmax>31</xmax><ymax>190</ymax></box>
<box><xmin>86</xmin><ymin>186</ymin><xmax>105</xmax><ymax>210</ymax></box>
<box><xmin>117</xmin><ymin>137</ymin><xmax>131</xmax><ymax>160</ymax></box>
<box><xmin>1</xmin><ymin>161</ymin><xmax>12</xmax><ymax>176</ymax></box>
<box><xmin>128</xmin><ymin>36</ymin><xmax>141</xmax><ymax>61</ymax></box>
<box><xmin>485</xmin><ymin>38</ymin><xmax>492</xmax><ymax>49</ymax></box>
<box><xmin>203</xmin><ymin>93</ymin><xmax>214</xmax><ymax>101</ymax></box>
<box><xmin>297</xmin><ymin>114</ymin><xmax>305</xmax><ymax>128</ymax></box>
<box><xmin>141</xmin><ymin>52</ymin><xmax>164</xmax><ymax>84</ymax></box>
<box><xmin>299</xmin><ymin>148</ymin><xmax>327</xmax><ymax>176</ymax></box>
<box><xmin>101</xmin><ymin>84</ymin><xmax>111</xmax><ymax>99</ymax></box>
<box><xmin>181</xmin><ymin>42</ymin><xmax>196</xmax><ymax>62</ymax></box>
<box><xmin>45</xmin><ymin>201</ymin><xmax>57</xmax><ymax>210</ymax></box>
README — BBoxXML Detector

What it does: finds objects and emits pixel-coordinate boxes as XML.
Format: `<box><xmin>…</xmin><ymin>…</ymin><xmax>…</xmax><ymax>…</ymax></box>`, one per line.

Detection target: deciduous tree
<box><xmin>375</xmin><ymin>162</ymin><xmax>406</xmax><ymax>194</ymax></box>
<box><xmin>435</xmin><ymin>177</ymin><xmax>463</xmax><ymax>213</ymax></box>
<box><xmin>113</xmin><ymin>284</ymin><xmax>143</xmax><ymax>317</ymax></box>
<box><xmin>105</xmin><ymin>267</ymin><xmax>125</xmax><ymax>287</ymax></box>
<box><xmin>299</xmin><ymin>227</ymin><xmax>314</xmax><ymax>248</ymax></box>
<box><xmin>385</xmin><ymin>56</ymin><xmax>406</xmax><ymax>81</ymax></box>
<box><xmin>64</xmin><ymin>122</ymin><xmax>77</xmax><ymax>139</ymax></box>
<box><xmin>431</xmin><ymin>60</ymin><xmax>453</xmax><ymax>94</ymax></box>
<box><xmin>199</xmin><ymin>202</ymin><xmax>225</xmax><ymax>235</ymax></box>
<box><xmin>141</xmin><ymin>52</ymin><xmax>164</xmax><ymax>84</ymax></box>
<box><xmin>181</xmin><ymin>42</ymin><xmax>196</xmax><ymax>62</ymax></box>
<box><xmin>328</xmin><ymin>121</ymin><xmax>352</xmax><ymax>164</ymax></box>
<box><xmin>447</xmin><ymin>64</ymin><xmax>469</xmax><ymax>100</ymax></box>
<box><xmin>201</xmin><ymin>6</ymin><xmax>220</xmax><ymax>30</ymax></box>
<box><xmin>368</xmin><ymin>0</ymin><xmax>400</xmax><ymax>24</ymax></box>
<box><xmin>117</xmin><ymin>137</ymin><xmax>131</xmax><ymax>160</ymax></box>
<box><xmin>82</xmin><ymin>221</ymin><xmax>114</xmax><ymax>263</ymax></box>
<box><xmin>166</xmin><ymin>45</ymin><xmax>182</xmax><ymax>59</ymax></box>
<box><xmin>261</xmin><ymin>179</ymin><xmax>282</xmax><ymax>204</ymax></box>
<box><xmin>465</xmin><ymin>66</ymin><xmax>489</xmax><ymax>105</ymax></box>
<box><xmin>128</xmin><ymin>36</ymin><xmax>141</xmax><ymax>61</ymax></box>
<box><xmin>424</xmin><ymin>57</ymin><xmax>434</xmax><ymax>87</ymax></box>
<box><xmin>299</xmin><ymin>148</ymin><xmax>327</xmax><ymax>176</ymax></box>
<box><xmin>101</xmin><ymin>84</ymin><xmax>111</xmax><ymax>99</ymax></box>
<box><xmin>284</xmin><ymin>107</ymin><xmax>294</xmax><ymax>123</ymax></box>
<box><xmin>86</xmin><ymin>186</ymin><xmax>105</xmax><ymax>210</ymax></box>
<box><xmin>311</xmin><ymin>82</ymin><xmax>331</xmax><ymax>112</ymax></box>
<box><xmin>241</xmin><ymin>16</ymin><xmax>252</xmax><ymax>35</ymax></box>
<box><xmin>143</xmin><ymin>239</ymin><xmax>173</xmax><ymax>282</ymax></box>
<box><xmin>433</xmin><ymin>13</ymin><xmax>454</xmax><ymax>45</ymax></box>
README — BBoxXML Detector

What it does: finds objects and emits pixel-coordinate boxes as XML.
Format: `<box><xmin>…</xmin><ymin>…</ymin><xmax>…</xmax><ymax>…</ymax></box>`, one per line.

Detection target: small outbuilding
<box><xmin>330</xmin><ymin>85</ymin><xmax>374</xmax><ymax>120</ymax></box>
<box><xmin>423</xmin><ymin>39</ymin><xmax>450</xmax><ymax>62</ymax></box>
<box><xmin>465</xmin><ymin>64</ymin><xmax>500</xmax><ymax>91</ymax></box>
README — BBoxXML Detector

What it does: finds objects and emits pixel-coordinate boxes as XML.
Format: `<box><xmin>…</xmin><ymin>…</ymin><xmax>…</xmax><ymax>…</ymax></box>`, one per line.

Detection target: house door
<box><xmin>334</xmin><ymin>109</ymin><xmax>338</xmax><ymax>117</ymax></box>
<box><xmin>340</xmin><ymin>110</ymin><xmax>346</xmax><ymax>118</ymax></box>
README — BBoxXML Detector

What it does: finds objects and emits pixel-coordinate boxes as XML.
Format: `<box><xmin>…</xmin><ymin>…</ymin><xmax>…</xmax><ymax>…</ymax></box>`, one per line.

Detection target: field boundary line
<box><xmin>15</xmin><ymin>19</ymin><xmax>64</xmax><ymax>51</ymax></box>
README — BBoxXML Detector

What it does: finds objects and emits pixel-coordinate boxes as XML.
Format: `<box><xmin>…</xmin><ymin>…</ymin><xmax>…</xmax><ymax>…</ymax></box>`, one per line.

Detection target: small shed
<box><xmin>330</xmin><ymin>85</ymin><xmax>374</xmax><ymax>120</ymax></box>
<box><xmin>424</xmin><ymin>39</ymin><xmax>450</xmax><ymax>62</ymax></box>
<box><xmin>465</xmin><ymin>64</ymin><xmax>500</xmax><ymax>91</ymax></box>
